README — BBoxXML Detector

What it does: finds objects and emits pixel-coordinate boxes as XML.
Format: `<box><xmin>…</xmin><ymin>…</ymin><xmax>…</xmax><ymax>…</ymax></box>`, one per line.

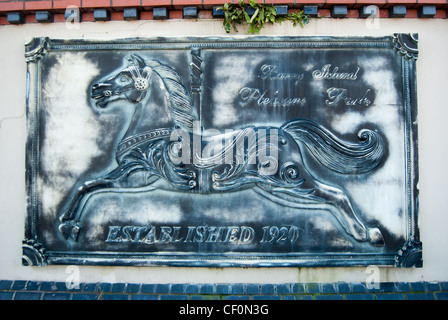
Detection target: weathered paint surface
<box><xmin>23</xmin><ymin>35</ymin><xmax>420</xmax><ymax>267</ymax></box>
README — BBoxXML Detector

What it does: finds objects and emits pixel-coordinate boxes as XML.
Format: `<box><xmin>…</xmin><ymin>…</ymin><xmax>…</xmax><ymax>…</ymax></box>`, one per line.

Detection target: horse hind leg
<box><xmin>311</xmin><ymin>181</ymin><xmax>384</xmax><ymax>247</ymax></box>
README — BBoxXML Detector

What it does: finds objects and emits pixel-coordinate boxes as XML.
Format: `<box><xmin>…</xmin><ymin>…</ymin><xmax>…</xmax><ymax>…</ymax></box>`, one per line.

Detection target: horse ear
<box><xmin>128</xmin><ymin>54</ymin><xmax>146</xmax><ymax>68</ymax></box>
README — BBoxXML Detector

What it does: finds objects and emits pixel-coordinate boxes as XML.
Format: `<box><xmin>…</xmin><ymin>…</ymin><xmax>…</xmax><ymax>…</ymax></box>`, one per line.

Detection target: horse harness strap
<box><xmin>116</xmin><ymin>128</ymin><xmax>172</xmax><ymax>159</ymax></box>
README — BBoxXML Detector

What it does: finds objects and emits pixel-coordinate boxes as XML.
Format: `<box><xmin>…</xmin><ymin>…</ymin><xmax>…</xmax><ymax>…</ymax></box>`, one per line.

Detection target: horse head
<box><xmin>91</xmin><ymin>54</ymin><xmax>152</xmax><ymax>108</ymax></box>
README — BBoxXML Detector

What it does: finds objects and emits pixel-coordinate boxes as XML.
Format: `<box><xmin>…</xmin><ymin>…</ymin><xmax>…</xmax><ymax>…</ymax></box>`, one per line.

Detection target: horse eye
<box><xmin>120</xmin><ymin>75</ymin><xmax>130</xmax><ymax>82</ymax></box>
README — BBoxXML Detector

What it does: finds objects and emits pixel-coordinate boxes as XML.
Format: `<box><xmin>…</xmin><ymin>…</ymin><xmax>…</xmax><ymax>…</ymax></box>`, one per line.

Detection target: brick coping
<box><xmin>1</xmin><ymin>2</ymin><xmax>447</xmax><ymax>25</ymax></box>
<box><xmin>1</xmin><ymin>280</ymin><xmax>447</xmax><ymax>300</ymax></box>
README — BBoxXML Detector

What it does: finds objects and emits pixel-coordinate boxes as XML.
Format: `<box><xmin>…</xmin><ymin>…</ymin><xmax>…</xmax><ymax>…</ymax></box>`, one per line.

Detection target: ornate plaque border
<box><xmin>23</xmin><ymin>35</ymin><xmax>421</xmax><ymax>267</ymax></box>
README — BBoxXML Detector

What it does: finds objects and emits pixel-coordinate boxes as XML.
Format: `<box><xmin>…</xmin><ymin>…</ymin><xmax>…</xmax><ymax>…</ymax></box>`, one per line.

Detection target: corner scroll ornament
<box><xmin>22</xmin><ymin>239</ymin><xmax>47</xmax><ymax>266</ymax></box>
<box><xmin>392</xmin><ymin>33</ymin><xmax>418</xmax><ymax>60</ymax></box>
<box><xmin>25</xmin><ymin>37</ymin><xmax>50</xmax><ymax>62</ymax></box>
<box><xmin>395</xmin><ymin>240</ymin><xmax>422</xmax><ymax>268</ymax></box>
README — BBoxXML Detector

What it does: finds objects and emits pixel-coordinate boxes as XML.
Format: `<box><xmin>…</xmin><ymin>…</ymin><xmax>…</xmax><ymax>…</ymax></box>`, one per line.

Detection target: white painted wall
<box><xmin>0</xmin><ymin>18</ymin><xmax>447</xmax><ymax>284</ymax></box>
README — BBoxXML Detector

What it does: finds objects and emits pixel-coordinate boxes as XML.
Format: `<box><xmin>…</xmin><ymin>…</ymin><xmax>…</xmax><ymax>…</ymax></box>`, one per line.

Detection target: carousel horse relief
<box><xmin>58</xmin><ymin>54</ymin><xmax>385</xmax><ymax>246</ymax></box>
<box><xmin>24</xmin><ymin>36</ymin><xmax>421</xmax><ymax>267</ymax></box>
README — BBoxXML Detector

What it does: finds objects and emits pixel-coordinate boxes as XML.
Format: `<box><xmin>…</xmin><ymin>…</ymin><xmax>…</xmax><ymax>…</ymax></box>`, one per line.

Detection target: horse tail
<box><xmin>146</xmin><ymin>60</ymin><xmax>197</xmax><ymax>132</ymax></box>
<box><xmin>281</xmin><ymin>119</ymin><xmax>385</xmax><ymax>174</ymax></box>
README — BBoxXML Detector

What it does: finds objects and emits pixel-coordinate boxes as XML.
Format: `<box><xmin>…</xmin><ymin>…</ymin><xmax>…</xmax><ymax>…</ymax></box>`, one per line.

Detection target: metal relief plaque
<box><xmin>24</xmin><ymin>35</ymin><xmax>421</xmax><ymax>267</ymax></box>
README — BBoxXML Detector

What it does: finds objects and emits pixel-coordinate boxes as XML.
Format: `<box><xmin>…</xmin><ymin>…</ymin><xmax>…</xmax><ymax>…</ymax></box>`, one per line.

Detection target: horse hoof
<box><xmin>59</xmin><ymin>222</ymin><xmax>81</xmax><ymax>241</ymax></box>
<box><xmin>367</xmin><ymin>228</ymin><xmax>384</xmax><ymax>247</ymax></box>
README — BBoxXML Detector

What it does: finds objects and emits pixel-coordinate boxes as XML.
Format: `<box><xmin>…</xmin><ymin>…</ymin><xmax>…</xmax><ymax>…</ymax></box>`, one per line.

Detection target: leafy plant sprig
<box><xmin>220</xmin><ymin>0</ymin><xmax>310</xmax><ymax>34</ymax></box>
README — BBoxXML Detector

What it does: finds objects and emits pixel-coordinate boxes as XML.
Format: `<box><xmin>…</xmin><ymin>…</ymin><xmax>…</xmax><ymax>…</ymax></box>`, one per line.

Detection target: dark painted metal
<box><xmin>275</xmin><ymin>6</ymin><xmax>289</xmax><ymax>17</ymax></box>
<box><xmin>123</xmin><ymin>8</ymin><xmax>139</xmax><ymax>21</ymax></box>
<box><xmin>389</xmin><ymin>6</ymin><xmax>407</xmax><ymax>18</ymax></box>
<box><xmin>23</xmin><ymin>35</ymin><xmax>420</xmax><ymax>267</ymax></box>
<box><xmin>153</xmin><ymin>7</ymin><xmax>168</xmax><ymax>20</ymax></box>
<box><xmin>212</xmin><ymin>7</ymin><xmax>225</xmax><ymax>18</ymax></box>
<box><xmin>35</xmin><ymin>11</ymin><xmax>53</xmax><ymax>23</ymax></box>
<box><xmin>183</xmin><ymin>7</ymin><xmax>198</xmax><ymax>19</ymax></box>
<box><xmin>360</xmin><ymin>6</ymin><xmax>378</xmax><ymax>18</ymax></box>
<box><xmin>7</xmin><ymin>12</ymin><xmax>24</xmax><ymax>24</ymax></box>
<box><xmin>94</xmin><ymin>9</ymin><xmax>110</xmax><ymax>22</ymax></box>
<box><xmin>419</xmin><ymin>5</ymin><xmax>436</xmax><ymax>18</ymax></box>
<box><xmin>331</xmin><ymin>6</ymin><xmax>348</xmax><ymax>18</ymax></box>
<box><xmin>303</xmin><ymin>6</ymin><xmax>318</xmax><ymax>17</ymax></box>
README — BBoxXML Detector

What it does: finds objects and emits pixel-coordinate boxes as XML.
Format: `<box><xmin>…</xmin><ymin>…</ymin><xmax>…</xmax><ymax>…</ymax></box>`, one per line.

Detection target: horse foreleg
<box><xmin>311</xmin><ymin>181</ymin><xmax>384</xmax><ymax>246</ymax></box>
<box><xmin>58</xmin><ymin>178</ymin><xmax>117</xmax><ymax>240</ymax></box>
<box><xmin>58</xmin><ymin>160</ymin><xmax>149</xmax><ymax>241</ymax></box>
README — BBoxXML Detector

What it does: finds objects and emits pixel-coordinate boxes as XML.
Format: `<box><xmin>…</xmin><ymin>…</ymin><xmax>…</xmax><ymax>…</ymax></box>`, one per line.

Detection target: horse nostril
<box><xmin>92</xmin><ymin>83</ymin><xmax>100</xmax><ymax>90</ymax></box>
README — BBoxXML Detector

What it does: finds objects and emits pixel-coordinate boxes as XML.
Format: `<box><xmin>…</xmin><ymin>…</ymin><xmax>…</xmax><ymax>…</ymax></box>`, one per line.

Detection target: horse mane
<box><xmin>145</xmin><ymin>60</ymin><xmax>197</xmax><ymax>132</ymax></box>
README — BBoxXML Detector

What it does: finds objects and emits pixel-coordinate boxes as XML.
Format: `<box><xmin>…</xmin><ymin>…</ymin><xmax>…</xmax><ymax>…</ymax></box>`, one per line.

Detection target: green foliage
<box><xmin>220</xmin><ymin>0</ymin><xmax>310</xmax><ymax>34</ymax></box>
